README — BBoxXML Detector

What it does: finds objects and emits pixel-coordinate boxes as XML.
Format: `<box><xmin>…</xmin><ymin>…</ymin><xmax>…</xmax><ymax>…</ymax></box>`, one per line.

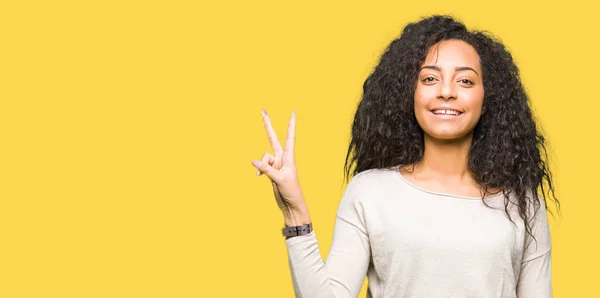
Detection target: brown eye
<box><xmin>460</xmin><ymin>79</ymin><xmax>473</xmax><ymax>85</ymax></box>
<box><xmin>422</xmin><ymin>77</ymin><xmax>436</xmax><ymax>83</ymax></box>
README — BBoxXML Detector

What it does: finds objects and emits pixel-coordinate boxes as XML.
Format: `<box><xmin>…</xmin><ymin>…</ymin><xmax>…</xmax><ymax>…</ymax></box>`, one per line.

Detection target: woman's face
<box><xmin>414</xmin><ymin>39</ymin><xmax>484</xmax><ymax>141</ymax></box>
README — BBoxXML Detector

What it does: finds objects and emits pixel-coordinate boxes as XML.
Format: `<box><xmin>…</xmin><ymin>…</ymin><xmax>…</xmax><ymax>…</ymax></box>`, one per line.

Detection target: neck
<box><xmin>414</xmin><ymin>132</ymin><xmax>474</xmax><ymax>181</ymax></box>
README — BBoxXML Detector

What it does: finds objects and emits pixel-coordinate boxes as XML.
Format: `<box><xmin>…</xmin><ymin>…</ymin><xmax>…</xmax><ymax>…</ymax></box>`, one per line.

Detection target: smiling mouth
<box><xmin>431</xmin><ymin>109</ymin><xmax>463</xmax><ymax>116</ymax></box>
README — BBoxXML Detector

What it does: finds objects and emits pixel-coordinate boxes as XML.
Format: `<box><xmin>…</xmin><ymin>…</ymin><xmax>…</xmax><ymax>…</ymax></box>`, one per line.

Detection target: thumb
<box><xmin>252</xmin><ymin>160</ymin><xmax>281</xmax><ymax>183</ymax></box>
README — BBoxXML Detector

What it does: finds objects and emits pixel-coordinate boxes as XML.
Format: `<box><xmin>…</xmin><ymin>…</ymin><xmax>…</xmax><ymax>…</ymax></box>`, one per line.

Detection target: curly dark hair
<box><xmin>343</xmin><ymin>15</ymin><xmax>560</xmax><ymax>241</ymax></box>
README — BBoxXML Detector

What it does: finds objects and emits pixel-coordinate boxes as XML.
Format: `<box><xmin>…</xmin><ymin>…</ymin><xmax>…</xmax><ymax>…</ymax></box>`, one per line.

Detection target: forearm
<box><xmin>287</xmin><ymin>232</ymin><xmax>333</xmax><ymax>298</ymax></box>
<box><xmin>285</xmin><ymin>216</ymin><xmax>370</xmax><ymax>298</ymax></box>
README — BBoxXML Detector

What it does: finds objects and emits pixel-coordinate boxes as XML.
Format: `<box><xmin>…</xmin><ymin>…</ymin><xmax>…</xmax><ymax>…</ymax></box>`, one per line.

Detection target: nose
<box><xmin>436</xmin><ymin>80</ymin><xmax>456</xmax><ymax>100</ymax></box>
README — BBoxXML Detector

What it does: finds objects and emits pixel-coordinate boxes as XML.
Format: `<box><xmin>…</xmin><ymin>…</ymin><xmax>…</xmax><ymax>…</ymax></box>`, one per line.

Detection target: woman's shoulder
<box><xmin>348</xmin><ymin>167</ymin><xmax>399</xmax><ymax>185</ymax></box>
<box><xmin>343</xmin><ymin>167</ymin><xmax>401</xmax><ymax>199</ymax></box>
<box><xmin>338</xmin><ymin>168</ymin><xmax>399</xmax><ymax>218</ymax></box>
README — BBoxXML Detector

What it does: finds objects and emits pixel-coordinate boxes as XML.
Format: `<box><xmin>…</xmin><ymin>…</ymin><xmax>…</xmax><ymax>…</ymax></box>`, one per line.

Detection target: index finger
<box><xmin>262</xmin><ymin>109</ymin><xmax>283</xmax><ymax>154</ymax></box>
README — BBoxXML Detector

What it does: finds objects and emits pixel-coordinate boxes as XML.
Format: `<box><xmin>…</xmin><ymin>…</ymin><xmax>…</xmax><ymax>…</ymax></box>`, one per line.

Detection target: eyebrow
<box><xmin>420</xmin><ymin>65</ymin><xmax>479</xmax><ymax>76</ymax></box>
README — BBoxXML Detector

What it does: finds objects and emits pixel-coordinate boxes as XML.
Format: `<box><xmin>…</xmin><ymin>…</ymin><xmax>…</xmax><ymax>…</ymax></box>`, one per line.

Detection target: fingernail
<box><xmin>261</xmin><ymin>109</ymin><xmax>268</xmax><ymax>117</ymax></box>
<box><xmin>252</xmin><ymin>160</ymin><xmax>262</xmax><ymax>168</ymax></box>
<box><xmin>256</xmin><ymin>170</ymin><xmax>261</xmax><ymax>176</ymax></box>
<box><xmin>292</xmin><ymin>110</ymin><xmax>296</xmax><ymax>117</ymax></box>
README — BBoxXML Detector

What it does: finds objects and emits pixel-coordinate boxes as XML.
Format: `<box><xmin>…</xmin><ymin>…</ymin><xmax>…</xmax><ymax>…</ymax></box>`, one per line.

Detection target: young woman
<box><xmin>251</xmin><ymin>15</ymin><xmax>559</xmax><ymax>298</ymax></box>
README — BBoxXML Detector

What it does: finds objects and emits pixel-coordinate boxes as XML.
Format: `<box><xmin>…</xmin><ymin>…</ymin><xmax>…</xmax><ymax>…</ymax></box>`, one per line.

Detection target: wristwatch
<box><xmin>282</xmin><ymin>223</ymin><xmax>313</xmax><ymax>238</ymax></box>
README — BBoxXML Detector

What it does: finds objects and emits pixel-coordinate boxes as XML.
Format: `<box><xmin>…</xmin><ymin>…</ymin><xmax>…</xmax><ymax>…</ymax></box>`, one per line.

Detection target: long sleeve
<box><xmin>285</xmin><ymin>173</ymin><xmax>371</xmax><ymax>298</ymax></box>
<box><xmin>516</xmin><ymin>196</ymin><xmax>553</xmax><ymax>298</ymax></box>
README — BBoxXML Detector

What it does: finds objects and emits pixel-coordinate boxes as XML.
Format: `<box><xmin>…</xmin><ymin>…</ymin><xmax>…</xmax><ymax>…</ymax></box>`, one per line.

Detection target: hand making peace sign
<box><xmin>251</xmin><ymin>109</ymin><xmax>310</xmax><ymax>225</ymax></box>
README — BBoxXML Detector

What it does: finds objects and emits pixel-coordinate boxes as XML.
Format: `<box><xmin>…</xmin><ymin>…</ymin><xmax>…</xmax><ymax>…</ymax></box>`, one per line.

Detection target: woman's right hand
<box><xmin>251</xmin><ymin>109</ymin><xmax>311</xmax><ymax>226</ymax></box>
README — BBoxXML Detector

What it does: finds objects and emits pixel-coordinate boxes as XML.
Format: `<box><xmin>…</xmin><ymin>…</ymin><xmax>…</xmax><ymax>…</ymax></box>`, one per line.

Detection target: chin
<box><xmin>425</xmin><ymin>130</ymin><xmax>472</xmax><ymax>141</ymax></box>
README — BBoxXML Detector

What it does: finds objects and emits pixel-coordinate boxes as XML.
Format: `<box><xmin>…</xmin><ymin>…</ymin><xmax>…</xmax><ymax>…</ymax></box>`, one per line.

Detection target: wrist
<box><xmin>282</xmin><ymin>205</ymin><xmax>311</xmax><ymax>227</ymax></box>
<box><xmin>283</xmin><ymin>223</ymin><xmax>313</xmax><ymax>239</ymax></box>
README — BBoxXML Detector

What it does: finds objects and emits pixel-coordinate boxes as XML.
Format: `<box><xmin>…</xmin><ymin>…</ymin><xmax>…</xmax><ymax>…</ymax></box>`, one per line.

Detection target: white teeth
<box><xmin>432</xmin><ymin>109</ymin><xmax>461</xmax><ymax>116</ymax></box>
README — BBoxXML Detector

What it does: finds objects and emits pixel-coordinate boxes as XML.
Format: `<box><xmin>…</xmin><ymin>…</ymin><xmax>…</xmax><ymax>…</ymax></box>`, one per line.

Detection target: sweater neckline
<box><xmin>393</xmin><ymin>168</ymin><xmax>503</xmax><ymax>201</ymax></box>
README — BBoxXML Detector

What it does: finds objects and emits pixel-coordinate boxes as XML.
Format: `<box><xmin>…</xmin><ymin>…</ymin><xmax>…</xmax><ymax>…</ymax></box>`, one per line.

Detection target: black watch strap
<box><xmin>282</xmin><ymin>223</ymin><xmax>313</xmax><ymax>238</ymax></box>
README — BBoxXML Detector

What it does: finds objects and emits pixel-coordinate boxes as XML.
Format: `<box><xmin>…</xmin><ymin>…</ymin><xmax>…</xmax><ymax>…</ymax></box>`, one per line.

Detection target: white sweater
<box><xmin>285</xmin><ymin>168</ymin><xmax>552</xmax><ymax>298</ymax></box>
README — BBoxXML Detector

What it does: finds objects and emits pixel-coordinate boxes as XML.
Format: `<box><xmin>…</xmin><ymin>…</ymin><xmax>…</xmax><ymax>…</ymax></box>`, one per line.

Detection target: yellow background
<box><xmin>1</xmin><ymin>0</ymin><xmax>597</xmax><ymax>297</ymax></box>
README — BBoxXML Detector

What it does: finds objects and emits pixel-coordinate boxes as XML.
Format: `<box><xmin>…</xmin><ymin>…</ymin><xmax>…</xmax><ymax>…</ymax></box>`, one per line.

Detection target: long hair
<box><xmin>343</xmin><ymin>15</ymin><xmax>559</xmax><ymax>240</ymax></box>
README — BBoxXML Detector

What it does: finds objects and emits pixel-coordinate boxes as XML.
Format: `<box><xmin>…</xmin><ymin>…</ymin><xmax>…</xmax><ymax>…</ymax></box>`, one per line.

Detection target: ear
<box><xmin>482</xmin><ymin>105</ymin><xmax>486</xmax><ymax>115</ymax></box>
